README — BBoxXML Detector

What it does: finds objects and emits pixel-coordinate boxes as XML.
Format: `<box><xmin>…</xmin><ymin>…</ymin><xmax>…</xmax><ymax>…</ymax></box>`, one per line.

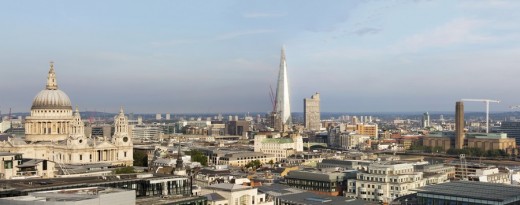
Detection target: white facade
<box><xmin>254</xmin><ymin>133</ymin><xmax>303</xmax><ymax>161</ymax></box>
<box><xmin>0</xmin><ymin>63</ymin><xmax>133</xmax><ymax>166</ymax></box>
<box><xmin>338</xmin><ymin>134</ymin><xmax>370</xmax><ymax>149</ymax></box>
<box><xmin>345</xmin><ymin>163</ymin><xmax>428</xmax><ymax>203</ymax></box>
<box><xmin>201</xmin><ymin>183</ymin><xmax>273</xmax><ymax>205</ymax></box>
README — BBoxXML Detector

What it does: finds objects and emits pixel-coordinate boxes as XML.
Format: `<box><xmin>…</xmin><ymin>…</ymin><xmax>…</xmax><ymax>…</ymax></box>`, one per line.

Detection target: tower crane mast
<box><xmin>460</xmin><ymin>99</ymin><xmax>500</xmax><ymax>133</ymax></box>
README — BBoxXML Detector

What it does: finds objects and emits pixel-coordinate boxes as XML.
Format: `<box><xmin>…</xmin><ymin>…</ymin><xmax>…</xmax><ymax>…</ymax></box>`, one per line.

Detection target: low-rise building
<box><xmin>0</xmin><ymin>187</ymin><xmax>135</xmax><ymax>205</ymax></box>
<box><xmin>413</xmin><ymin>164</ymin><xmax>455</xmax><ymax>180</ymax></box>
<box><xmin>0</xmin><ymin>152</ymin><xmax>22</xmax><ymax>179</ymax></box>
<box><xmin>284</xmin><ymin>170</ymin><xmax>356</xmax><ymax>196</ymax></box>
<box><xmin>317</xmin><ymin>159</ymin><xmax>371</xmax><ymax>171</ymax></box>
<box><xmin>345</xmin><ymin>162</ymin><xmax>430</xmax><ymax>203</ymax></box>
<box><xmin>416</xmin><ymin>181</ymin><xmax>520</xmax><ymax>205</ymax></box>
<box><xmin>468</xmin><ymin>167</ymin><xmax>510</xmax><ymax>184</ymax></box>
<box><xmin>218</xmin><ymin>152</ymin><xmax>275</xmax><ymax>167</ymax></box>
<box><xmin>200</xmin><ymin>183</ymin><xmax>273</xmax><ymax>205</ymax></box>
<box><xmin>257</xmin><ymin>183</ymin><xmax>371</xmax><ymax>205</ymax></box>
<box><xmin>254</xmin><ymin>133</ymin><xmax>303</xmax><ymax>161</ymax></box>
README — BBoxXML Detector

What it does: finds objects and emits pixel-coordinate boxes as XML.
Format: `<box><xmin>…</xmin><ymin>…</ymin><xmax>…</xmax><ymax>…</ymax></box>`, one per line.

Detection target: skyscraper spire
<box><xmin>275</xmin><ymin>46</ymin><xmax>291</xmax><ymax>128</ymax></box>
<box><xmin>46</xmin><ymin>61</ymin><xmax>58</xmax><ymax>90</ymax></box>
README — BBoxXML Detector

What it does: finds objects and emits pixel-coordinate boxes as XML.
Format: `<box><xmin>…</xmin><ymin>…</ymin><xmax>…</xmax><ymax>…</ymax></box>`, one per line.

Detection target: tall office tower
<box><xmin>422</xmin><ymin>112</ymin><xmax>431</xmax><ymax>128</ymax></box>
<box><xmin>455</xmin><ymin>101</ymin><xmax>465</xmax><ymax>149</ymax></box>
<box><xmin>274</xmin><ymin>47</ymin><xmax>291</xmax><ymax>131</ymax></box>
<box><xmin>137</xmin><ymin>116</ymin><xmax>143</xmax><ymax>125</ymax></box>
<box><xmin>496</xmin><ymin>122</ymin><xmax>520</xmax><ymax>145</ymax></box>
<box><xmin>304</xmin><ymin>93</ymin><xmax>321</xmax><ymax>131</ymax></box>
<box><xmin>155</xmin><ymin>114</ymin><xmax>162</xmax><ymax>120</ymax></box>
<box><xmin>352</xmin><ymin>116</ymin><xmax>358</xmax><ymax>124</ymax></box>
<box><xmin>165</xmin><ymin>113</ymin><xmax>171</xmax><ymax>120</ymax></box>
<box><xmin>360</xmin><ymin>116</ymin><xmax>364</xmax><ymax>123</ymax></box>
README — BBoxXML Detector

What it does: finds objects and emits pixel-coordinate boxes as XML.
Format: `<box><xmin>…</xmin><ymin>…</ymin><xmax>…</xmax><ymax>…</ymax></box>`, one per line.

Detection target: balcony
<box><xmin>12</xmin><ymin>171</ymin><xmax>40</xmax><ymax>179</ymax></box>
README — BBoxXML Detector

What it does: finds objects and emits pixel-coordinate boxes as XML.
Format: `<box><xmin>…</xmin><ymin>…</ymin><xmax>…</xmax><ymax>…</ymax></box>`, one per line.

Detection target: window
<box><xmin>80</xmin><ymin>155</ymin><xmax>83</xmax><ymax>161</ymax></box>
<box><xmin>124</xmin><ymin>152</ymin><xmax>127</xmax><ymax>157</ymax></box>
<box><xmin>4</xmin><ymin>160</ymin><xmax>13</xmax><ymax>169</ymax></box>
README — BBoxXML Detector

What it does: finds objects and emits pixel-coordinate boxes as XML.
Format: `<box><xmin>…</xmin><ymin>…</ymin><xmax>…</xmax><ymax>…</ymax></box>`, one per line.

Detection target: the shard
<box><xmin>275</xmin><ymin>47</ymin><xmax>292</xmax><ymax>128</ymax></box>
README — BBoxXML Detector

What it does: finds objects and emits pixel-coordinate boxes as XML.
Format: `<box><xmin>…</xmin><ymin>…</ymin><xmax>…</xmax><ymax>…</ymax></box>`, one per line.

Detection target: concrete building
<box><xmin>131</xmin><ymin>124</ymin><xmax>162</xmax><ymax>140</ymax></box>
<box><xmin>257</xmin><ymin>184</ymin><xmax>369</xmax><ymax>205</ymax></box>
<box><xmin>226</xmin><ymin>120</ymin><xmax>250</xmax><ymax>137</ymax></box>
<box><xmin>345</xmin><ymin>162</ymin><xmax>432</xmax><ymax>203</ymax></box>
<box><xmin>495</xmin><ymin>121</ymin><xmax>520</xmax><ymax>145</ymax></box>
<box><xmin>317</xmin><ymin>159</ymin><xmax>372</xmax><ymax>171</ymax></box>
<box><xmin>0</xmin><ymin>187</ymin><xmax>135</xmax><ymax>205</ymax></box>
<box><xmin>166</xmin><ymin>113</ymin><xmax>171</xmax><ymax>120</ymax></box>
<box><xmin>0</xmin><ymin>63</ymin><xmax>133</xmax><ymax>166</ymax></box>
<box><xmin>284</xmin><ymin>170</ymin><xmax>355</xmax><ymax>196</ymax></box>
<box><xmin>0</xmin><ymin>174</ymin><xmax>193</xmax><ymax>198</ymax></box>
<box><xmin>338</xmin><ymin>134</ymin><xmax>371</xmax><ymax>150</ymax></box>
<box><xmin>156</xmin><ymin>114</ymin><xmax>162</xmax><ymax>120</ymax></box>
<box><xmin>345</xmin><ymin>124</ymin><xmax>378</xmax><ymax>138</ymax></box>
<box><xmin>414</xmin><ymin>164</ymin><xmax>456</xmax><ymax>180</ymax></box>
<box><xmin>447</xmin><ymin>161</ymin><xmax>496</xmax><ymax>180</ymax></box>
<box><xmin>422</xmin><ymin>112</ymin><xmax>430</xmax><ymax>128</ymax></box>
<box><xmin>304</xmin><ymin>93</ymin><xmax>320</xmax><ymax>131</ymax></box>
<box><xmin>254</xmin><ymin>133</ymin><xmax>303</xmax><ymax>161</ymax></box>
<box><xmin>273</xmin><ymin>47</ymin><xmax>291</xmax><ymax>131</ymax></box>
<box><xmin>217</xmin><ymin>152</ymin><xmax>275</xmax><ymax>167</ymax></box>
<box><xmin>468</xmin><ymin>167</ymin><xmax>510</xmax><ymax>184</ymax></box>
<box><xmin>200</xmin><ymin>183</ymin><xmax>273</xmax><ymax>205</ymax></box>
<box><xmin>0</xmin><ymin>152</ymin><xmax>23</xmax><ymax>179</ymax></box>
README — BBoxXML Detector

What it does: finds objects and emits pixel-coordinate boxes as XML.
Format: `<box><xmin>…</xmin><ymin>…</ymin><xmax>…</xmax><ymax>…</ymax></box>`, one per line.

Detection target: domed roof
<box><xmin>31</xmin><ymin>62</ymin><xmax>72</xmax><ymax>110</ymax></box>
<box><xmin>32</xmin><ymin>89</ymin><xmax>72</xmax><ymax>109</ymax></box>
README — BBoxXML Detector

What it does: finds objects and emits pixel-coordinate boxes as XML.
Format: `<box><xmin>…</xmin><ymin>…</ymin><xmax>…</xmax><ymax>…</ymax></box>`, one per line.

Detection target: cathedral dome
<box><xmin>31</xmin><ymin>62</ymin><xmax>72</xmax><ymax>110</ymax></box>
<box><xmin>31</xmin><ymin>89</ymin><xmax>72</xmax><ymax>109</ymax></box>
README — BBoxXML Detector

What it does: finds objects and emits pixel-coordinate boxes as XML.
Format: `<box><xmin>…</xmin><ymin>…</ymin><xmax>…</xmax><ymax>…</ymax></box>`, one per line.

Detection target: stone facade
<box><xmin>0</xmin><ymin>63</ymin><xmax>133</xmax><ymax>166</ymax></box>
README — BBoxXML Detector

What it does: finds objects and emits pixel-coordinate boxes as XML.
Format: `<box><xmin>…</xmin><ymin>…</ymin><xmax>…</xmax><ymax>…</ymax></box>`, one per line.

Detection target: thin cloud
<box><xmin>216</xmin><ymin>29</ymin><xmax>275</xmax><ymax>40</ymax></box>
<box><xmin>397</xmin><ymin>18</ymin><xmax>493</xmax><ymax>52</ymax></box>
<box><xmin>150</xmin><ymin>39</ymin><xmax>196</xmax><ymax>47</ymax></box>
<box><xmin>242</xmin><ymin>12</ymin><xmax>286</xmax><ymax>18</ymax></box>
<box><xmin>352</xmin><ymin>27</ymin><xmax>382</xmax><ymax>36</ymax></box>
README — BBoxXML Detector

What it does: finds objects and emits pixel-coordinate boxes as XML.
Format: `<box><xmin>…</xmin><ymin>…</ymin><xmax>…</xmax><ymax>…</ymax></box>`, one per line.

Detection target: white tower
<box><xmin>275</xmin><ymin>46</ymin><xmax>291</xmax><ymax>129</ymax></box>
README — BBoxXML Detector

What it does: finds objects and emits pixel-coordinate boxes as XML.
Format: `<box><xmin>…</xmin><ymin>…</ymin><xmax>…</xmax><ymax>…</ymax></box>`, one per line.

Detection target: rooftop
<box><xmin>262</xmin><ymin>137</ymin><xmax>294</xmax><ymax>144</ymax></box>
<box><xmin>257</xmin><ymin>184</ymin><xmax>373</xmax><ymax>205</ymax></box>
<box><xmin>417</xmin><ymin>181</ymin><xmax>520</xmax><ymax>202</ymax></box>
<box><xmin>207</xmin><ymin>183</ymin><xmax>251</xmax><ymax>191</ymax></box>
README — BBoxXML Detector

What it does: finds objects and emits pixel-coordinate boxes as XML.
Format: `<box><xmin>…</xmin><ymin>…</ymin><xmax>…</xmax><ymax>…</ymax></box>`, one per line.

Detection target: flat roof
<box><xmin>417</xmin><ymin>181</ymin><xmax>520</xmax><ymax>202</ymax></box>
<box><xmin>0</xmin><ymin>174</ymin><xmax>187</xmax><ymax>192</ymax></box>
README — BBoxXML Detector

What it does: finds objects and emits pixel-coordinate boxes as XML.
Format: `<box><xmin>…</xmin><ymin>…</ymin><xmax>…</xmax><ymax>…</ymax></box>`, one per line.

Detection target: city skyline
<box><xmin>1</xmin><ymin>1</ymin><xmax>520</xmax><ymax>113</ymax></box>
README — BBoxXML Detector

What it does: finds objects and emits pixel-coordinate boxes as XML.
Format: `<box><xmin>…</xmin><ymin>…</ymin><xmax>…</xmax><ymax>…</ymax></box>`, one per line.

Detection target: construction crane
<box><xmin>461</xmin><ymin>99</ymin><xmax>500</xmax><ymax>133</ymax></box>
<box><xmin>510</xmin><ymin>105</ymin><xmax>520</xmax><ymax>109</ymax></box>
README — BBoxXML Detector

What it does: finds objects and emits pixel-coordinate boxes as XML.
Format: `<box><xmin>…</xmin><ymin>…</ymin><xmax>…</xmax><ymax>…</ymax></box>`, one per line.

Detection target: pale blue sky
<box><xmin>1</xmin><ymin>0</ymin><xmax>520</xmax><ymax>114</ymax></box>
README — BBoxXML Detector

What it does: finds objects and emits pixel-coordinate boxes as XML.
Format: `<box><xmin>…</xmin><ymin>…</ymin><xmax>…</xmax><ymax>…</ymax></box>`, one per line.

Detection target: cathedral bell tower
<box><xmin>113</xmin><ymin>107</ymin><xmax>132</xmax><ymax>146</ymax></box>
<box><xmin>67</xmin><ymin>106</ymin><xmax>87</xmax><ymax>147</ymax></box>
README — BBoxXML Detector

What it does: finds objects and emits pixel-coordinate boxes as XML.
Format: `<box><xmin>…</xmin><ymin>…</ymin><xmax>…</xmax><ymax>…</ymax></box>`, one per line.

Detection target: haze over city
<box><xmin>1</xmin><ymin>0</ymin><xmax>520</xmax><ymax>113</ymax></box>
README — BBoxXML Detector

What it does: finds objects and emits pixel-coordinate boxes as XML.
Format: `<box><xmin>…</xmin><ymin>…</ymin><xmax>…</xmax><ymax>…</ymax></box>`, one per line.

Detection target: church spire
<box><xmin>46</xmin><ymin>61</ymin><xmax>58</xmax><ymax>90</ymax></box>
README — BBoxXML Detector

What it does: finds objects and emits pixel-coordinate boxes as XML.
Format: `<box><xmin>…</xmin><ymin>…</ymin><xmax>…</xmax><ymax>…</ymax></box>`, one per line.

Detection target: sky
<box><xmin>1</xmin><ymin>0</ymin><xmax>520</xmax><ymax>114</ymax></box>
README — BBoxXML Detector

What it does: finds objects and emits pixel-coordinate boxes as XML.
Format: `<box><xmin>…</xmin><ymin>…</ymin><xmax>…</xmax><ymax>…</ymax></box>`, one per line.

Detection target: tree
<box><xmin>245</xmin><ymin>160</ymin><xmax>262</xmax><ymax>169</ymax></box>
<box><xmin>133</xmin><ymin>150</ymin><xmax>148</xmax><ymax>167</ymax></box>
<box><xmin>268</xmin><ymin>160</ymin><xmax>274</xmax><ymax>168</ymax></box>
<box><xmin>188</xmin><ymin>150</ymin><xmax>208</xmax><ymax>166</ymax></box>
<box><xmin>114</xmin><ymin>166</ymin><xmax>135</xmax><ymax>174</ymax></box>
